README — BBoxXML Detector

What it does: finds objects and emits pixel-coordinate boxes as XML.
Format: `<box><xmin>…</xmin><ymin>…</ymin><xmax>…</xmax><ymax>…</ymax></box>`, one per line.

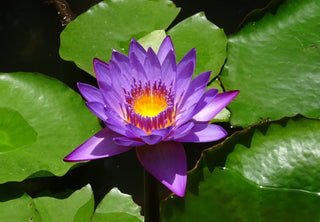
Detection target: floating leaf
<box><xmin>92</xmin><ymin>188</ymin><xmax>143</xmax><ymax>222</ymax></box>
<box><xmin>161</xmin><ymin>116</ymin><xmax>320</xmax><ymax>221</ymax></box>
<box><xmin>137</xmin><ymin>30</ymin><xmax>166</xmax><ymax>52</ymax></box>
<box><xmin>168</xmin><ymin>12</ymin><xmax>227</xmax><ymax>79</ymax></box>
<box><xmin>0</xmin><ymin>184</ymin><xmax>94</xmax><ymax>221</ymax></box>
<box><xmin>220</xmin><ymin>0</ymin><xmax>320</xmax><ymax>127</ymax></box>
<box><xmin>59</xmin><ymin>0</ymin><xmax>180</xmax><ymax>76</ymax></box>
<box><xmin>0</xmin><ymin>72</ymin><xmax>101</xmax><ymax>183</ymax></box>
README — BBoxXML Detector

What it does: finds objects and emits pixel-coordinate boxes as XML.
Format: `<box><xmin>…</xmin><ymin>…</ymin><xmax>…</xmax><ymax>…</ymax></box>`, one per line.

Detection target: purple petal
<box><xmin>111</xmin><ymin>50</ymin><xmax>131</xmax><ymax>75</ymax></box>
<box><xmin>130</xmin><ymin>52</ymin><xmax>148</xmax><ymax>82</ymax></box>
<box><xmin>177</xmin><ymin>48</ymin><xmax>196</xmax><ymax>75</ymax></box>
<box><xmin>129</xmin><ymin>38</ymin><xmax>147</xmax><ymax>65</ymax></box>
<box><xmin>161</xmin><ymin>50</ymin><xmax>176</xmax><ymax>86</ymax></box>
<box><xmin>166</xmin><ymin>122</ymin><xmax>194</xmax><ymax>141</ymax></box>
<box><xmin>77</xmin><ymin>83</ymin><xmax>103</xmax><ymax>103</ymax></box>
<box><xmin>86</xmin><ymin>101</ymin><xmax>107</xmax><ymax>121</ymax></box>
<box><xmin>157</xmin><ymin>36</ymin><xmax>175</xmax><ymax>64</ymax></box>
<box><xmin>174</xmin><ymin>103</ymin><xmax>197</xmax><ymax>127</ymax></box>
<box><xmin>136</xmin><ymin>141</ymin><xmax>187</xmax><ymax>197</ymax></box>
<box><xmin>93</xmin><ymin>58</ymin><xmax>111</xmax><ymax>85</ymax></box>
<box><xmin>64</xmin><ymin>127</ymin><xmax>133</xmax><ymax>162</ymax></box>
<box><xmin>174</xmin><ymin>61</ymin><xmax>195</xmax><ymax>104</ymax></box>
<box><xmin>144</xmin><ymin>48</ymin><xmax>161</xmax><ymax>80</ymax></box>
<box><xmin>113</xmin><ymin>137</ymin><xmax>145</xmax><ymax>147</ymax></box>
<box><xmin>174</xmin><ymin>124</ymin><xmax>227</xmax><ymax>143</ymax></box>
<box><xmin>193</xmin><ymin>90</ymin><xmax>239</xmax><ymax>122</ymax></box>
<box><xmin>178</xmin><ymin>71</ymin><xmax>211</xmax><ymax>110</ymax></box>
<box><xmin>110</xmin><ymin>51</ymin><xmax>133</xmax><ymax>89</ymax></box>
<box><xmin>174</xmin><ymin>49</ymin><xmax>196</xmax><ymax>104</ymax></box>
<box><xmin>126</xmin><ymin>124</ymin><xmax>148</xmax><ymax>137</ymax></box>
<box><xmin>193</xmin><ymin>88</ymin><xmax>218</xmax><ymax>115</ymax></box>
<box><xmin>140</xmin><ymin>135</ymin><xmax>163</xmax><ymax>145</ymax></box>
<box><xmin>104</xmin><ymin>114</ymin><xmax>131</xmax><ymax>137</ymax></box>
<box><xmin>151</xmin><ymin>126</ymin><xmax>172</xmax><ymax>139</ymax></box>
<box><xmin>99</xmin><ymin>81</ymin><xmax>124</xmax><ymax>114</ymax></box>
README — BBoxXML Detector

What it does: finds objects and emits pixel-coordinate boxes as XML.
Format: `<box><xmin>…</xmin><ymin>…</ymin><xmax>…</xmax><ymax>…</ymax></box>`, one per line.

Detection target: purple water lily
<box><xmin>64</xmin><ymin>36</ymin><xmax>238</xmax><ymax>197</ymax></box>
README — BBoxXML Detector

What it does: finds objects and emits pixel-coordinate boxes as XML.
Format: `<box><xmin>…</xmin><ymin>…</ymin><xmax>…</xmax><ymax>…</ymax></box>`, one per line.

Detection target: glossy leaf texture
<box><xmin>161</xmin><ymin>116</ymin><xmax>320</xmax><ymax>221</ymax></box>
<box><xmin>0</xmin><ymin>184</ymin><xmax>94</xmax><ymax>221</ymax></box>
<box><xmin>0</xmin><ymin>72</ymin><xmax>102</xmax><ymax>183</ymax></box>
<box><xmin>168</xmin><ymin>12</ymin><xmax>227</xmax><ymax>80</ymax></box>
<box><xmin>92</xmin><ymin>188</ymin><xmax>143</xmax><ymax>222</ymax></box>
<box><xmin>59</xmin><ymin>0</ymin><xmax>180</xmax><ymax>76</ymax></box>
<box><xmin>220</xmin><ymin>0</ymin><xmax>320</xmax><ymax>127</ymax></box>
<box><xmin>59</xmin><ymin>1</ymin><xmax>227</xmax><ymax>82</ymax></box>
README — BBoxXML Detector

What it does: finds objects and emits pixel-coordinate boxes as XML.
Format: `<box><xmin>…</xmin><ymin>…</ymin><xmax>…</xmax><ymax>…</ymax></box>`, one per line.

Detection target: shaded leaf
<box><xmin>0</xmin><ymin>184</ymin><xmax>94</xmax><ymax>221</ymax></box>
<box><xmin>161</xmin><ymin>116</ymin><xmax>320</xmax><ymax>221</ymax></box>
<box><xmin>92</xmin><ymin>188</ymin><xmax>143</xmax><ymax>222</ymax></box>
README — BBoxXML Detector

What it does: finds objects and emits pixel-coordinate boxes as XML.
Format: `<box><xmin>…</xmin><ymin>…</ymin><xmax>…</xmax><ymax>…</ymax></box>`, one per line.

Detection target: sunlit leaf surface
<box><xmin>220</xmin><ymin>0</ymin><xmax>320</xmax><ymax>127</ymax></box>
<box><xmin>161</xmin><ymin>117</ymin><xmax>320</xmax><ymax>221</ymax></box>
<box><xmin>0</xmin><ymin>72</ymin><xmax>101</xmax><ymax>183</ymax></box>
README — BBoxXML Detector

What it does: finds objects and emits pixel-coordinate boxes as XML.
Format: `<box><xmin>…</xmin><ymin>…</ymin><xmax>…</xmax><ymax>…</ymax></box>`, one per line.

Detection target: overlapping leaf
<box><xmin>220</xmin><ymin>0</ymin><xmax>320</xmax><ymax>127</ymax></box>
<box><xmin>59</xmin><ymin>0</ymin><xmax>227</xmax><ymax>81</ymax></box>
<box><xmin>92</xmin><ymin>188</ymin><xmax>143</xmax><ymax>222</ymax></box>
<box><xmin>161</xmin><ymin>116</ymin><xmax>320</xmax><ymax>221</ymax></box>
<box><xmin>0</xmin><ymin>72</ymin><xmax>101</xmax><ymax>183</ymax></box>
<box><xmin>0</xmin><ymin>184</ymin><xmax>93</xmax><ymax>221</ymax></box>
<box><xmin>59</xmin><ymin>0</ymin><xmax>180</xmax><ymax>75</ymax></box>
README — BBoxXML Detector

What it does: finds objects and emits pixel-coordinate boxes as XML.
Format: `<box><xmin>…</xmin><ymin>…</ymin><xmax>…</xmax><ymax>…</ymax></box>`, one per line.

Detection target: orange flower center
<box><xmin>133</xmin><ymin>92</ymin><xmax>168</xmax><ymax>117</ymax></box>
<box><xmin>123</xmin><ymin>80</ymin><xmax>175</xmax><ymax>133</ymax></box>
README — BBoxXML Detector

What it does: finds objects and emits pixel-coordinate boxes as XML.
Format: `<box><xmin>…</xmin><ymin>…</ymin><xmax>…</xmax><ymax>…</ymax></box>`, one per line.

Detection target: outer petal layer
<box><xmin>77</xmin><ymin>83</ymin><xmax>103</xmax><ymax>103</ymax></box>
<box><xmin>174</xmin><ymin>124</ymin><xmax>227</xmax><ymax>143</ymax></box>
<box><xmin>86</xmin><ymin>101</ymin><xmax>107</xmax><ymax>121</ymax></box>
<box><xmin>192</xmin><ymin>90</ymin><xmax>239</xmax><ymax>122</ymax></box>
<box><xmin>136</xmin><ymin>141</ymin><xmax>187</xmax><ymax>197</ymax></box>
<box><xmin>64</xmin><ymin>128</ymin><xmax>132</xmax><ymax>162</ymax></box>
<box><xmin>157</xmin><ymin>36</ymin><xmax>175</xmax><ymax>64</ymax></box>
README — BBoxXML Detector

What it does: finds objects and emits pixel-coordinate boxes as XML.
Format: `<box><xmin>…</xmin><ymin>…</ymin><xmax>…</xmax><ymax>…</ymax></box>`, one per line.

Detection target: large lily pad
<box><xmin>59</xmin><ymin>0</ymin><xmax>228</xmax><ymax>82</ymax></box>
<box><xmin>92</xmin><ymin>188</ymin><xmax>143</xmax><ymax>222</ymax></box>
<box><xmin>0</xmin><ymin>184</ymin><xmax>94</xmax><ymax>221</ymax></box>
<box><xmin>161</xmin><ymin>116</ymin><xmax>320</xmax><ymax>221</ymax></box>
<box><xmin>168</xmin><ymin>12</ymin><xmax>227</xmax><ymax>79</ymax></box>
<box><xmin>59</xmin><ymin>0</ymin><xmax>180</xmax><ymax>76</ymax></box>
<box><xmin>220</xmin><ymin>0</ymin><xmax>320</xmax><ymax>127</ymax></box>
<box><xmin>0</xmin><ymin>72</ymin><xmax>101</xmax><ymax>183</ymax></box>
<box><xmin>161</xmin><ymin>168</ymin><xmax>320</xmax><ymax>222</ymax></box>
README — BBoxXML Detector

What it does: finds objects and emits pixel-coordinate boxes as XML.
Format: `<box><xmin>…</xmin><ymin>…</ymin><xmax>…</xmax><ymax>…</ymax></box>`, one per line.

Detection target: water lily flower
<box><xmin>64</xmin><ymin>36</ymin><xmax>239</xmax><ymax>197</ymax></box>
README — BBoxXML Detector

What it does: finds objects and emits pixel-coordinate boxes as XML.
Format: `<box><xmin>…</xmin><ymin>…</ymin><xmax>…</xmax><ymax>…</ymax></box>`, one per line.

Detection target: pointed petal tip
<box><xmin>93</xmin><ymin>57</ymin><xmax>108</xmax><ymax>66</ymax></box>
<box><xmin>192</xmin><ymin>90</ymin><xmax>239</xmax><ymax>122</ymax></box>
<box><xmin>63</xmin><ymin>128</ymin><xmax>132</xmax><ymax>163</ymax></box>
<box><xmin>162</xmin><ymin>174</ymin><xmax>186</xmax><ymax>197</ymax></box>
<box><xmin>136</xmin><ymin>141</ymin><xmax>187</xmax><ymax>198</ymax></box>
<box><xmin>63</xmin><ymin>151</ymin><xmax>91</xmax><ymax>162</ymax></box>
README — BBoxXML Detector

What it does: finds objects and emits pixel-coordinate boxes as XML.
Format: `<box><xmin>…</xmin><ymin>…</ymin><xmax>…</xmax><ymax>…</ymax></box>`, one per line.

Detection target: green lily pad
<box><xmin>161</xmin><ymin>168</ymin><xmax>320</xmax><ymax>222</ymax></box>
<box><xmin>161</xmin><ymin>116</ymin><xmax>320</xmax><ymax>221</ymax></box>
<box><xmin>59</xmin><ymin>0</ymin><xmax>180</xmax><ymax>76</ymax></box>
<box><xmin>225</xmin><ymin>117</ymin><xmax>320</xmax><ymax>191</ymax></box>
<box><xmin>0</xmin><ymin>184</ymin><xmax>94</xmax><ymax>221</ymax></box>
<box><xmin>92</xmin><ymin>188</ymin><xmax>143</xmax><ymax>222</ymax></box>
<box><xmin>0</xmin><ymin>72</ymin><xmax>101</xmax><ymax>183</ymax></box>
<box><xmin>220</xmin><ymin>0</ymin><xmax>320</xmax><ymax>127</ymax></box>
<box><xmin>168</xmin><ymin>12</ymin><xmax>227</xmax><ymax>79</ymax></box>
<box><xmin>138</xmin><ymin>30</ymin><xmax>166</xmax><ymax>53</ymax></box>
